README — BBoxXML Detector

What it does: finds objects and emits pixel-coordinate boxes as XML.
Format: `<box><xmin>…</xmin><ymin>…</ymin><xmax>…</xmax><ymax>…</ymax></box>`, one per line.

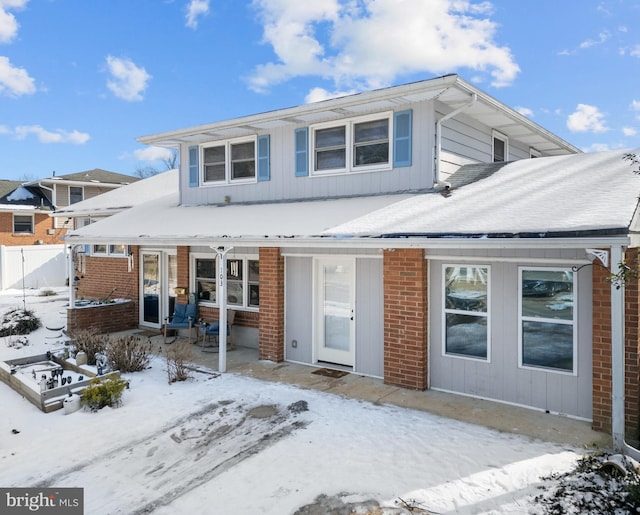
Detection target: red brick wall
<box><xmin>76</xmin><ymin>247</ymin><xmax>139</xmax><ymax>303</ymax></box>
<box><xmin>0</xmin><ymin>212</ymin><xmax>66</xmax><ymax>245</ymax></box>
<box><xmin>592</xmin><ymin>257</ymin><xmax>612</xmax><ymax>432</ymax></box>
<box><xmin>624</xmin><ymin>249</ymin><xmax>640</xmax><ymax>441</ymax></box>
<box><xmin>592</xmin><ymin>248</ymin><xmax>640</xmax><ymax>438</ymax></box>
<box><xmin>258</xmin><ymin>247</ymin><xmax>284</xmax><ymax>362</ymax></box>
<box><xmin>67</xmin><ymin>300</ymin><xmax>138</xmax><ymax>334</ymax></box>
<box><xmin>383</xmin><ymin>248</ymin><xmax>428</xmax><ymax>390</ymax></box>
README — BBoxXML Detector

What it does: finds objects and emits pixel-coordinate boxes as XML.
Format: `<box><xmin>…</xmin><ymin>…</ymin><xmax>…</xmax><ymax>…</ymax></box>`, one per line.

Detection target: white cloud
<box><xmin>186</xmin><ymin>0</ymin><xmax>210</xmax><ymax>29</ymax></box>
<box><xmin>515</xmin><ymin>106</ymin><xmax>533</xmax><ymax>117</ymax></box>
<box><xmin>0</xmin><ymin>0</ymin><xmax>27</xmax><ymax>44</ymax></box>
<box><xmin>105</xmin><ymin>55</ymin><xmax>151</xmax><ymax>102</ymax></box>
<box><xmin>578</xmin><ymin>31</ymin><xmax>610</xmax><ymax>49</ymax></box>
<box><xmin>623</xmin><ymin>126</ymin><xmax>636</xmax><ymax>136</ymax></box>
<box><xmin>249</xmin><ymin>0</ymin><xmax>520</xmax><ymax>94</ymax></box>
<box><xmin>13</xmin><ymin>125</ymin><xmax>90</xmax><ymax>144</ymax></box>
<box><xmin>632</xmin><ymin>100</ymin><xmax>640</xmax><ymax>111</ymax></box>
<box><xmin>566</xmin><ymin>104</ymin><xmax>609</xmax><ymax>133</ymax></box>
<box><xmin>631</xmin><ymin>45</ymin><xmax>640</xmax><ymax>57</ymax></box>
<box><xmin>305</xmin><ymin>86</ymin><xmax>358</xmax><ymax>103</ymax></box>
<box><xmin>134</xmin><ymin>146</ymin><xmax>174</xmax><ymax>162</ymax></box>
<box><xmin>0</xmin><ymin>55</ymin><xmax>35</xmax><ymax>96</ymax></box>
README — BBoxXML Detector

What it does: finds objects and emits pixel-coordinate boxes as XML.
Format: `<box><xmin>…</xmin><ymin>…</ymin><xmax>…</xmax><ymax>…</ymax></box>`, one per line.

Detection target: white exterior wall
<box><xmin>428</xmin><ymin>248</ymin><xmax>592</xmax><ymax>420</ymax></box>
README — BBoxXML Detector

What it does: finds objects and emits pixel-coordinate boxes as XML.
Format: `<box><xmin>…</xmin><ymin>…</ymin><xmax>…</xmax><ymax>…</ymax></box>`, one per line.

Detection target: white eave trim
<box><xmin>63</xmin><ymin>234</ymin><xmax>630</xmax><ymax>250</ymax></box>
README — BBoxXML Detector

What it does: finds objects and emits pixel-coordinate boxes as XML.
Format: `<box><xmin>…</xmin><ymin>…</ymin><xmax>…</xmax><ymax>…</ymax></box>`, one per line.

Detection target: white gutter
<box><xmin>434</xmin><ymin>93</ymin><xmax>477</xmax><ymax>189</ymax></box>
<box><xmin>610</xmin><ymin>245</ymin><xmax>640</xmax><ymax>460</ymax></box>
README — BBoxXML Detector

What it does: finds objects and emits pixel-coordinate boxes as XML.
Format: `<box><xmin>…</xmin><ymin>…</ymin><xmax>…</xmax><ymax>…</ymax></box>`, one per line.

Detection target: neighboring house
<box><xmin>64</xmin><ymin>74</ymin><xmax>640</xmax><ymax>447</ymax></box>
<box><xmin>0</xmin><ymin>180</ymin><xmax>57</xmax><ymax>245</ymax></box>
<box><xmin>0</xmin><ymin>169</ymin><xmax>139</xmax><ymax>245</ymax></box>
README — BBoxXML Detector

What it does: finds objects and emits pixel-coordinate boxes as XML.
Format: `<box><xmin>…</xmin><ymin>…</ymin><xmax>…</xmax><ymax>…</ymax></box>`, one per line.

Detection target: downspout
<box><xmin>610</xmin><ymin>244</ymin><xmax>640</xmax><ymax>460</ymax></box>
<box><xmin>211</xmin><ymin>245</ymin><xmax>232</xmax><ymax>373</ymax></box>
<box><xmin>434</xmin><ymin>93</ymin><xmax>477</xmax><ymax>189</ymax></box>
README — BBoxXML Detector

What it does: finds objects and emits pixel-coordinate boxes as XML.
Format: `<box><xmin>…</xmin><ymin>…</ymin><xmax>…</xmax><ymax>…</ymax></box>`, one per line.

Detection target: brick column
<box><xmin>592</xmin><ymin>252</ymin><xmax>613</xmax><ymax>432</ymax></box>
<box><xmin>383</xmin><ymin>248</ymin><xmax>428</xmax><ymax>390</ymax></box>
<box><xmin>177</xmin><ymin>246</ymin><xmax>190</xmax><ymax>303</ymax></box>
<box><xmin>624</xmin><ymin>248</ymin><xmax>640</xmax><ymax>442</ymax></box>
<box><xmin>592</xmin><ymin>248</ymin><xmax>640</xmax><ymax>439</ymax></box>
<box><xmin>258</xmin><ymin>247</ymin><xmax>284</xmax><ymax>362</ymax></box>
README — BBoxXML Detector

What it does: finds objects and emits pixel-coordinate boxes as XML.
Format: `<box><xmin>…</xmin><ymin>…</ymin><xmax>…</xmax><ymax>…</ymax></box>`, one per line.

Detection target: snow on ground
<box><xmin>0</xmin><ymin>288</ymin><xmax>588</xmax><ymax>514</ymax></box>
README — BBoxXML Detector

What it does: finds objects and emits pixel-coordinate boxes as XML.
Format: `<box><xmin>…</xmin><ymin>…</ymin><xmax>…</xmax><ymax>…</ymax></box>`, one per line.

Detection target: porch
<box><xmin>124</xmin><ymin>329</ymin><xmax>610</xmax><ymax>450</ymax></box>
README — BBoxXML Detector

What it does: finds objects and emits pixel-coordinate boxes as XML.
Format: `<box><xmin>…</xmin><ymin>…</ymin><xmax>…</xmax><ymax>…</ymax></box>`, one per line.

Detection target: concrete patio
<box><xmin>130</xmin><ymin>329</ymin><xmax>611</xmax><ymax>451</ymax></box>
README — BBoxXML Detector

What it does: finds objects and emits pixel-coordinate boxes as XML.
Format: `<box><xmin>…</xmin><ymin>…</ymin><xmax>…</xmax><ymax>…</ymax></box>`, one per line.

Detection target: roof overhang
<box><xmin>137</xmin><ymin>75</ymin><xmax>579</xmax><ymax>157</ymax></box>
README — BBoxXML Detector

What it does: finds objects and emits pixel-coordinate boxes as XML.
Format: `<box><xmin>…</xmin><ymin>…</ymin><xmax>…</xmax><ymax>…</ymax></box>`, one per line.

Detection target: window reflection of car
<box><xmin>446</xmin><ymin>290</ymin><xmax>486</xmax><ymax>311</ymax></box>
<box><xmin>522</xmin><ymin>279</ymin><xmax>571</xmax><ymax>297</ymax></box>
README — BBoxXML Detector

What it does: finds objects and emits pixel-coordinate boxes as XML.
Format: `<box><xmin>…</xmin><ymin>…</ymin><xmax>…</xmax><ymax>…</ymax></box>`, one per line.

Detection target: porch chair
<box><xmin>199</xmin><ymin>309</ymin><xmax>237</xmax><ymax>351</ymax></box>
<box><xmin>163</xmin><ymin>294</ymin><xmax>198</xmax><ymax>344</ymax></box>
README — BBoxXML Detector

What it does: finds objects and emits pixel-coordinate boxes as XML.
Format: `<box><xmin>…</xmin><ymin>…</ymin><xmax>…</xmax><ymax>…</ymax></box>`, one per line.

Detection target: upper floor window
<box><xmin>519</xmin><ymin>268</ymin><xmax>576</xmax><ymax>374</ymax></box>
<box><xmin>69</xmin><ymin>186</ymin><xmax>84</xmax><ymax>204</ymax></box>
<box><xmin>13</xmin><ymin>214</ymin><xmax>33</xmax><ymax>234</ymax></box>
<box><xmin>202</xmin><ymin>137</ymin><xmax>256</xmax><ymax>184</ymax></box>
<box><xmin>492</xmin><ymin>131</ymin><xmax>508</xmax><ymax>162</ymax></box>
<box><xmin>311</xmin><ymin>112</ymin><xmax>392</xmax><ymax>175</ymax></box>
<box><xmin>443</xmin><ymin>265</ymin><xmax>490</xmax><ymax>361</ymax></box>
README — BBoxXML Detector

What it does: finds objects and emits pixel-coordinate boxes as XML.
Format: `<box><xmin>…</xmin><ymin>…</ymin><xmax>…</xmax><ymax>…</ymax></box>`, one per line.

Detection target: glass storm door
<box><xmin>141</xmin><ymin>251</ymin><xmax>177</xmax><ymax>328</ymax></box>
<box><xmin>315</xmin><ymin>258</ymin><xmax>355</xmax><ymax>366</ymax></box>
<box><xmin>141</xmin><ymin>252</ymin><xmax>161</xmax><ymax>326</ymax></box>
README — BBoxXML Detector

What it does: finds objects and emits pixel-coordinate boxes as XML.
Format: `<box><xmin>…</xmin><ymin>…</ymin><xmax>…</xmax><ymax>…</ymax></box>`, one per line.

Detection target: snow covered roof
<box><xmin>66</xmin><ymin>148</ymin><xmax>640</xmax><ymax>248</ymax></box>
<box><xmin>53</xmin><ymin>169</ymin><xmax>177</xmax><ymax>218</ymax></box>
<box><xmin>65</xmin><ymin>192</ymin><xmax>414</xmax><ymax>246</ymax></box>
<box><xmin>324</xmin><ymin>148</ymin><xmax>640</xmax><ymax>238</ymax></box>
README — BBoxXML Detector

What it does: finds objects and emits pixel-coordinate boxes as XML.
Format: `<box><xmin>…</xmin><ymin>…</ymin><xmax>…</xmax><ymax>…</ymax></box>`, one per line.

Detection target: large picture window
<box><xmin>202</xmin><ymin>137</ymin><xmax>256</xmax><ymax>184</ymax></box>
<box><xmin>519</xmin><ymin>268</ymin><xmax>576</xmax><ymax>374</ymax></box>
<box><xmin>443</xmin><ymin>265</ymin><xmax>490</xmax><ymax>360</ymax></box>
<box><xmin>311</xmin><ymin>112</ymin><xmax>392</xmax><ymax>174</ymax></box>
<box><xmin>192</xmin><ymin>254</ymin><xmax>259</xmax><ymax>309</ymax></box>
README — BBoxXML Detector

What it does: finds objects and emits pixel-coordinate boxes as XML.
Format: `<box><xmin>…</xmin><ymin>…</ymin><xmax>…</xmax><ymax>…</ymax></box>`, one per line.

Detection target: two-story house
<box><xmin>65</xmin><ymin>74</ymin><xmax>640</xmax><ymax>447</ymax></box>
<box><xmin>0</xmin><ymin>169</ymin><xmax>139</xmax><ymax>245</ymax></box>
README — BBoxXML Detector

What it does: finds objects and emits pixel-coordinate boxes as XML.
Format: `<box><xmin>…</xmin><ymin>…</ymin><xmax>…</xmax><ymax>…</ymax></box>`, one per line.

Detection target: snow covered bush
<box><xmin>70</xmin><ymin>328</ymin><xmax>108</xmax><ymax>365</ymax></box>
<box><xmin>535</xmin><ymin>452</ymin><xmax>640</xmax><ymax>513</ymax></box>
<box><xmin>80</xmin><ymin>376</ymin><xmax>128</xmax><ymax>411</ymax></box>
<box><xmin>107</xmin><ymin>335</ymin><xmax>153</xmax><ymax>373</ymax></box>
<box><xmin>0</xmin><ymin>307</ymin><xmax>41</xmax><ymax>337</ymax></box>
<box><xmin>166</xmin><ymin>341</ymin><xmax>193</xmax><ymax>383</ymax></box>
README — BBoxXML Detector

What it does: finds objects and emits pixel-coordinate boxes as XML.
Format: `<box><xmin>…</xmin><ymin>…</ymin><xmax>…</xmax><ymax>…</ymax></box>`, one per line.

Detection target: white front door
<box><xmin>315</xmin><ymin>258</ymin><xmax>355</xmax><ymax>367</ymax></box>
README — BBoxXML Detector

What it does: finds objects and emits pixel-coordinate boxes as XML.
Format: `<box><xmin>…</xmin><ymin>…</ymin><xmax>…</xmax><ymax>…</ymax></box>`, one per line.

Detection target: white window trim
<box><xmin>310</xmin><ymin>111</ymin><xmax>393</xmax><ymax>176</ymax></box>
<box><xmin>90</xmin><ymin>244</ymin><xmax>129</xmax><ymax>258</ymax></box>
<box><xmin>13</xmin><ymin>213</ymin><xmax>34</xmax><ymax>234</ymax></box>
<box><xmin>190</xmin><ymin>253</ymin><xmax>260</xmax><ymax>311</ymax></box>
<box><xmin>441</xmin><ymin>264</ymin><xmax>491</xmax><ymax>363</ymax></box>
<box><xmin>517</xmin><ymin>266</ymin><xmax>578</xmax><ymax>376</ymax></box>
<box><xmin>492</xmin><ymin>130</ymin><xmax>509</xmax><ymax>162</ymax></box>
<box><xmin>200</xmin><ymin>135</ymin><xmax>258</xmax><ymax>186</ymax></box>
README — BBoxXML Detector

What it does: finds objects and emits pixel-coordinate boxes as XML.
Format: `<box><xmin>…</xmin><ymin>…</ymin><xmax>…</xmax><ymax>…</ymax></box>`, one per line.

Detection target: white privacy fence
<box><xmin>0</xmin><ymin>245</ymin><xmax>67</xmax><ymax>290</ymax></box>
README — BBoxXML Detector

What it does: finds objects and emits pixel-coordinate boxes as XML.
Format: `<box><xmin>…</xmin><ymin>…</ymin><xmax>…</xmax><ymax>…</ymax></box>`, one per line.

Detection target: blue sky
<box><xmin>0</xmin><ymin>0</ymin><xmax>639</xmax><ymax>181</ymax></box>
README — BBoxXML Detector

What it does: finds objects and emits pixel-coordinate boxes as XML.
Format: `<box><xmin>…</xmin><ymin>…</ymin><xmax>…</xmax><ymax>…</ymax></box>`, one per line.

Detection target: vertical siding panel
<box><xmin>284</xmin><ymin>256</ymin><xmax>313</xmax><ymax>363</ymax></box>
<box><xmin>355</xmin><ymin>258</ymin><xmax>383</xmax><ymax>377</ymax></box>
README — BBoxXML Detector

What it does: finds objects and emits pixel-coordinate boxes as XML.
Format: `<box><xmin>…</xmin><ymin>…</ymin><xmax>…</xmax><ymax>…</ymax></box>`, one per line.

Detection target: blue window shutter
<box><xmin>295</xmin><ymin>127</ymin><xmax>309</xmax><ymax>177</ymax></box>
<box><xmin>393</xmin><ymin>109</ymin><xmax>412</xmax><ymax>167</ymax></box>
<box><xmin>257</xmin><ymin>135</ymin><xmax>270</xmax><ymax>181</ymax></box>
<box><xmin>188</xmin><ymin>146</ymin><xmax>199</xmax><ymax>187</ymax></box>
<box><xmin>84</xmin><ymin>244</ymin><xmax>90</xmax><ymax>255</ymax></box>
